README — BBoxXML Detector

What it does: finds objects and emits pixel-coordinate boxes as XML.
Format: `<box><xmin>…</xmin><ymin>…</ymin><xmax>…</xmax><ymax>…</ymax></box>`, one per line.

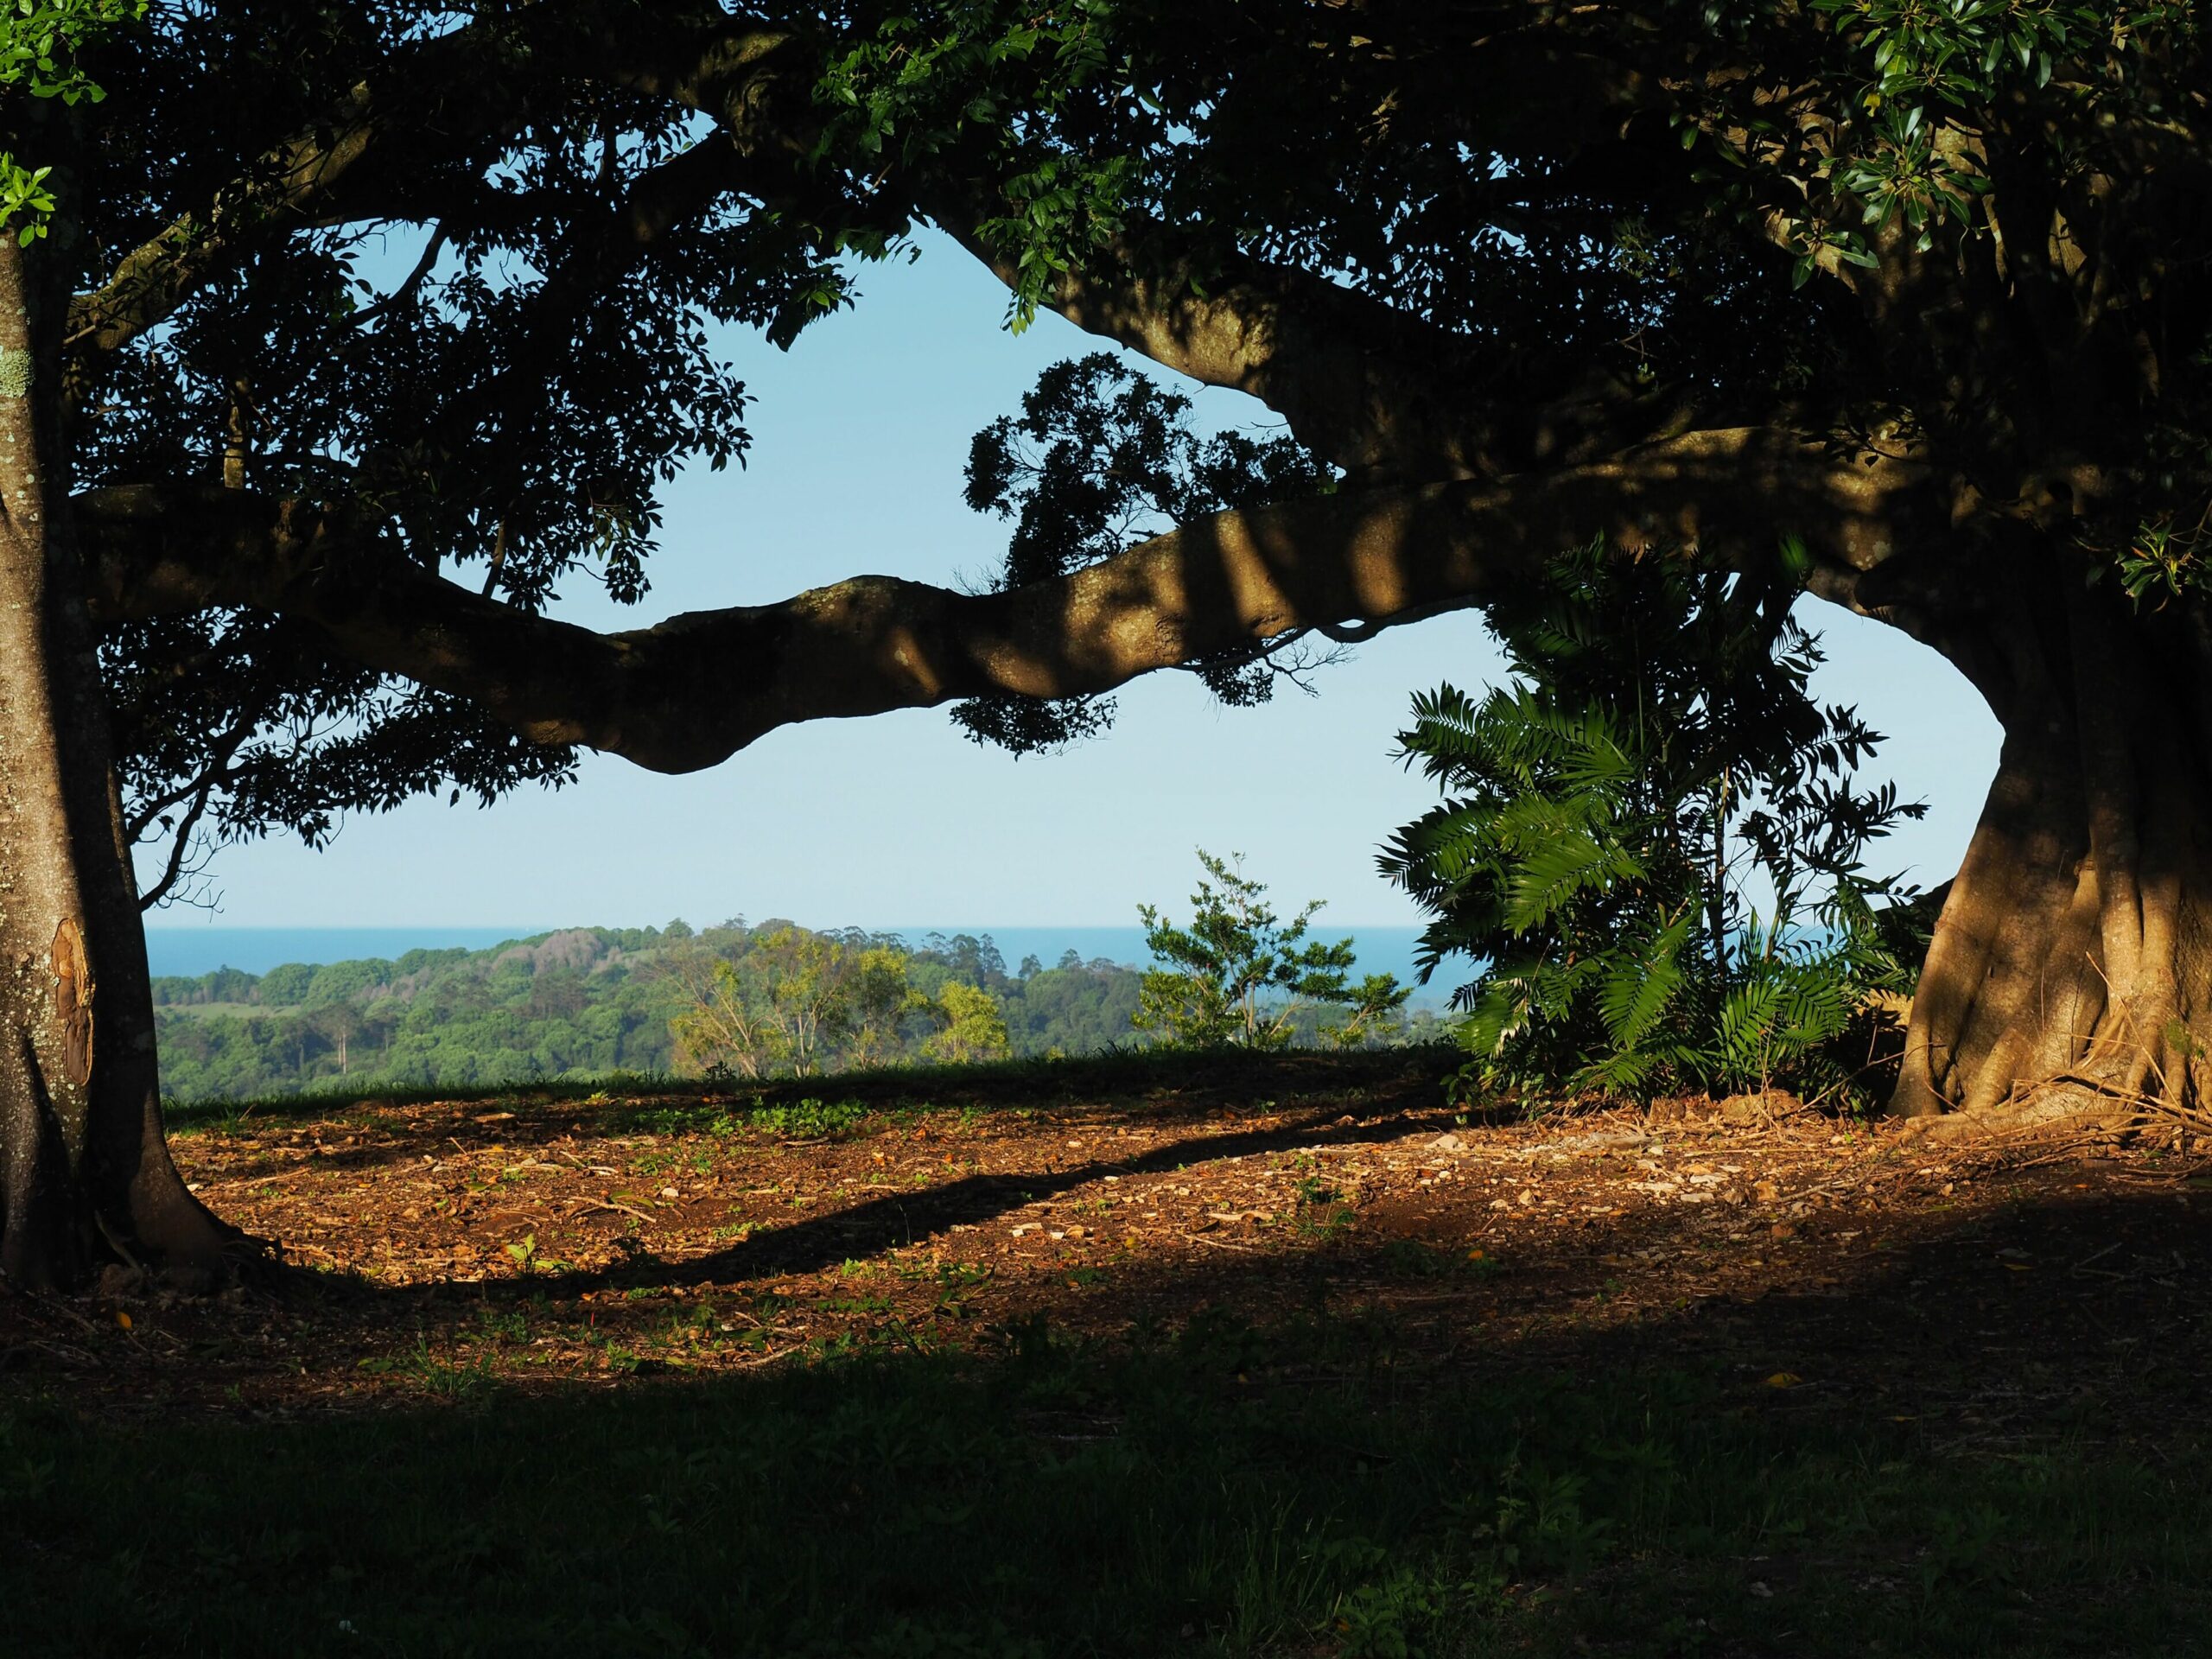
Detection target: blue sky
<box><xmin>144</xmin><ymin>232</ymin><xmax>2002</xmax><ymax>934</ymax></box>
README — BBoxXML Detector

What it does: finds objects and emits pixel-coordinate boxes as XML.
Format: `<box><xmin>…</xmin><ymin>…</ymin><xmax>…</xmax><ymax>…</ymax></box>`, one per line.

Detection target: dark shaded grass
<box><xmin>3</xmin><ymin>1311</ymin><xmax>2205</xmax><ymax>1658</ymax></box>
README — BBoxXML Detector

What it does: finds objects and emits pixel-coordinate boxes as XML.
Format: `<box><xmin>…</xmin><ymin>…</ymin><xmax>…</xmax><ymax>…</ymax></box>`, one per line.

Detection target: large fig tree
<box><xmin>1</xmin><ymin>0</ymin><xmax>2204</xmax><ymax>1283</ymax></box>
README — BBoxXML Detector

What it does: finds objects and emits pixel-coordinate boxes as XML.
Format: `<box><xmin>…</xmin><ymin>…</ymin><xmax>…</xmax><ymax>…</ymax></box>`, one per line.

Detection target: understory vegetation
<box><xmin>1383</xmin><ymin>543</ymin><xmax>1927</xmax><ymax>1109</ymax></box>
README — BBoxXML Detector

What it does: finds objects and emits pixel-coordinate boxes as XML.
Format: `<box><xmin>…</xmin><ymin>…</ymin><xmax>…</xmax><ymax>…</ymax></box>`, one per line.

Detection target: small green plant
<box><xmin>1476</xmin><ymin>1462</ymin><xmax>1615</xmax><ymax>1578</ymax></box>
<box><xmin>931</xmin><ymin>1261</ymin><xmax>991</xmax><ymax>1316</ymax></box>
<box><xmin>1320</xmin><ymin>1538</ymin><xmax>1503</xmax><ymax>1659</ymax></box>
<box><xmin>360</xmin><ymin>1338</ymin><xmax>498</xmax><ymax>1406</ymax></box>
<box><xmin>756</xmin><ymin>1096</ymin><xmax>870</xmax><ymax>1139</ymax></box>
<box><xmin>475</xmin><ymin>1308</ymin><xmax>530</xmax><ymax>1343</ymax></box>
<box><xmin>1291</xmin><ymin>1174</ymin><xmax>1357</xmax><ymax>1239</ymax></box>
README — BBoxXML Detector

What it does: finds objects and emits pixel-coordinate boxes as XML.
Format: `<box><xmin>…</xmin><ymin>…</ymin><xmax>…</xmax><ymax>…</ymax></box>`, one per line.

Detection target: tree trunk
<box><xmin>1894</xmin><ymin>568</ymin><xmax>2212</xmax><ymax>1122</ymax></box>
<box><xmin>0</xmin><ymin>237</ymin><xmax>237</xmax><ymax>1288</ymax></box>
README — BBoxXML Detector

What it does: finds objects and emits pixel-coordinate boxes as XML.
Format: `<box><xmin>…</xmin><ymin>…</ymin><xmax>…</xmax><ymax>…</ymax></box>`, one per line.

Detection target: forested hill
<box><xmin>151</xmin><ymin>922</ymin><xmax>1144</xmax><ymax>1103</ymax></box>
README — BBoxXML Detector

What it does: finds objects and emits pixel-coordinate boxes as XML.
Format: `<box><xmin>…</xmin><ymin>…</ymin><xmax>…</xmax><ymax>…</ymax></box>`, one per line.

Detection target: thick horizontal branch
<box><xmin>77</xmin><ymin>428</ymin><xmax>1927</xmax><ymax>774</ymax></box>
<box><xmin>930</xmin><ymin>212</ymin><xmax>1493</xmax><ymax>483</ymax></box>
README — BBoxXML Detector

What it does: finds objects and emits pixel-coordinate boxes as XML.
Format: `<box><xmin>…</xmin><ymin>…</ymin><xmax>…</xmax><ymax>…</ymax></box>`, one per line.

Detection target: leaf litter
<box><xmin>0</xmin><ymin>1052</ymin><xmax>2202</xmax><ymax>1441</ymax></box>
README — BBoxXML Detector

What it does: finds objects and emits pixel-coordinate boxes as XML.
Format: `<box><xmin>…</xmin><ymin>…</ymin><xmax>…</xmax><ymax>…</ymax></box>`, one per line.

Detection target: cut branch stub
<box><xmin>50</xmin><ymin>918</ymin><xmax>92</xmax><ymax>1089</ymax></box>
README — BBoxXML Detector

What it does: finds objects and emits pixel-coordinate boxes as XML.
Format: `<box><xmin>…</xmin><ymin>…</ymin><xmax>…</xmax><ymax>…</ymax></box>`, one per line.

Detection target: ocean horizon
<box><xmin>141</xmin><ymin>922</ymin><xmax>1462</xmax><ymax>997</ymax></box>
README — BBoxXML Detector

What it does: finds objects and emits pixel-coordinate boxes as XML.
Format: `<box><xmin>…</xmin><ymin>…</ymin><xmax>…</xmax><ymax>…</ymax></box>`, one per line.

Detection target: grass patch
<box><xmin>158</xmin><ymin>1045</ymin><xmax>1464</xmax><ymax>1135</ymax></box>
<box><xmin>159</xmin><ymin>1070</ymin><xmax>694</xmax><ymax>1135</ymax></box>
<box><xmin>3</xmin><ymin>1312</ymin><xmax>2203</xmax><ymax>1657</ymax></box>
<box><xmin>630</xmin><ymin>1094</ymin><xmax>874</xmax><ymax>1141</ymax></box>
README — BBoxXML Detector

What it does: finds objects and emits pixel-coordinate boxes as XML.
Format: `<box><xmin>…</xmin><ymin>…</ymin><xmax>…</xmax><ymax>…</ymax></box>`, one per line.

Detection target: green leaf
<box><xmin>1503</xmin><ymin>833</ymin><xmax>1640</xmax><ymax>933</ymax></box>
<box><xmin>1595</xmin><ymin>914</ymin><xmax>1692</xmax><ymax>1051</ymax></box>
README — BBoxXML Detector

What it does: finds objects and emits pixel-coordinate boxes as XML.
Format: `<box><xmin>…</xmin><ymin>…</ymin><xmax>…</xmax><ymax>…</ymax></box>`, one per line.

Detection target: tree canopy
<box><xmin>59</xmin><ymin>3</ymin><xmax>2202</xmax><ymax>766</ymax></box>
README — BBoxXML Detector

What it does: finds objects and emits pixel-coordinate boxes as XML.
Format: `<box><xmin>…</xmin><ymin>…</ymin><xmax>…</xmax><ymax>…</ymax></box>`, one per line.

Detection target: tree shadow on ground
<box><xmin>9</xmin><ymin>1174</ymin><xmax>2207</xmax><ymax>1658</ymax></box>
<box><xmin>27</xmin><ymin>1054</ymin><xmax>2212</xmax><ymax>1656</ymax></box>
<box><xmin>523</xmin><ymin>1104</ymin><xmax>1447</xmax><ymax>1295</ymax></box>
<box><xmin>181</xmin><ymin>1046</ymin><xmax>1453</xmax><ymax>1186</ymax></box>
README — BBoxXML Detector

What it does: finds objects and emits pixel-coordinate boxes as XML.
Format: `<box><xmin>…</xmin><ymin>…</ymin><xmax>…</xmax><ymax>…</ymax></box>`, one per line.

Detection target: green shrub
<box><xmin>1134</xmin><ymin>850</ymin><xmax>1407</xmax><ymax>1050</ymax></box>
<box><xmin>1381</xmin><ymin>539</ymin><xmax>1923</xmax><ymax>1103</ymax></box>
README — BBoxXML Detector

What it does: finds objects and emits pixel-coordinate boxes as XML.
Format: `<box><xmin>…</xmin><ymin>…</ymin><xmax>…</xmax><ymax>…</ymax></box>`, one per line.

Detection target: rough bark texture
<box><xmin>0</xmin><ymin>239</ymin><xmax>233</xmax><ymax>1288</ymax></box>
<box><xmin>1895</xmin><ymin>564</ymin><xmax>2212</xmax><ymax>1122</ymax></box>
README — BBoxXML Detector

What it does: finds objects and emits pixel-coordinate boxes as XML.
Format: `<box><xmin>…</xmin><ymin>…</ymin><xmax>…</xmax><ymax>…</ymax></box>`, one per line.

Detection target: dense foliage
<box><xmin>151</xmin><ymin>924</ymin><xmax>1147</xmax><ymax>1102</ymax></box>
<box><xmin>0</xmin><ymin>0</ymin><xmax>140</xmax><ymax>239</ymax></box>
<box><xmin>69</xmin><ymin>3</ymin><xmax>830</xmax><ymax>905</ymax></box>
<box><xmin>956</xmin><ymin>353</ymin><xmax>1332</xmax><ymax>753</ymax></box>
<box><xmin>1382</xmin><ymin>543</ymin><xmax>1924</xmax><ymax>1103</ymax></box>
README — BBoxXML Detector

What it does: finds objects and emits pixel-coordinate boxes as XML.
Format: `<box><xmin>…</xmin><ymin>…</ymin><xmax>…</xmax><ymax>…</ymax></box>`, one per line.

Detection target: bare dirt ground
<box><xmin>4</xmin><ymin>1052</ymin><xmax>2206</xmax><ymax>1429</ymax></box>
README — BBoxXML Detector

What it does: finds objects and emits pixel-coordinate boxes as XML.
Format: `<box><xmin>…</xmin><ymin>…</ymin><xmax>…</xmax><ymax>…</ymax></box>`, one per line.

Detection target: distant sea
<box><xmin>143</xmin><ymin>927</ymin><xmax>550</xmax><ymax>978</ymax></box>
<box><xmin>143</xmin><ymin>922</ymin><xmax>1461</xmax><ymax>999</ymax></box>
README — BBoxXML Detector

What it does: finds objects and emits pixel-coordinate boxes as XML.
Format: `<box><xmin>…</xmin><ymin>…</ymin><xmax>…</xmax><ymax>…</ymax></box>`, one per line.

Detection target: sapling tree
<box><xmin>1135</xmin><ymin>851</ymin><xmax>1402</xmax><ymax>1050</ymax></box>
<box><xmin>923</xmin><ymin>981</ymin><xmax>1012</xmax><ymax>1065</ymax></box>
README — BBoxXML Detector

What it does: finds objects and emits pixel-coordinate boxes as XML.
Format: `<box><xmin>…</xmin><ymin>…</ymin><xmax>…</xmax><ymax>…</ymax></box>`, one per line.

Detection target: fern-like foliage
<box><xmin>1379</xmin><ymin>538</ymin><xmax>1927</xmax><ymax>1105</ymax></box>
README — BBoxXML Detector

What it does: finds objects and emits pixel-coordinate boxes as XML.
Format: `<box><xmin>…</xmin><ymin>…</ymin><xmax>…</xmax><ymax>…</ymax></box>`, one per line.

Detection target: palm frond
<box><xmin>1595</xmin><ymin>912</ymin><xmax>1692</xmax><ymax>1051</ymax></box>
